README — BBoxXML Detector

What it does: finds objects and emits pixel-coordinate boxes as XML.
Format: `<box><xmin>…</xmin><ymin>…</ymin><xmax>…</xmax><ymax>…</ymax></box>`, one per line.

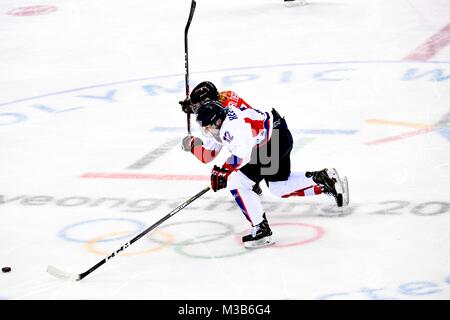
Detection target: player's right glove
<box><xmin>179</xmin><ymin>98</ymin><xmax>193</xmax><ymax>114</ymax></box>
<box><xmin>181</xmin><ymin>135</ymin><xmax>203</xmax><ymax>152</ymax></box>
<box><xmin>210</xmin><ymin>165</ymin><xmax>232</xmax><ymax>192</ymax></box>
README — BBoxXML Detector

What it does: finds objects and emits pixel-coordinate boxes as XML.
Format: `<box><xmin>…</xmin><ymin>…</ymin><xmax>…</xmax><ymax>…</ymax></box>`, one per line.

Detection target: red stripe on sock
<box><xmin>233</xmin><ymin>189</ymin><xmax>254</xmax><ymax>225</ymax></box>
<box><xmin>282</xmin><ymin>186</ymin><xmax>314</xmax><ymax>198</ymax></box>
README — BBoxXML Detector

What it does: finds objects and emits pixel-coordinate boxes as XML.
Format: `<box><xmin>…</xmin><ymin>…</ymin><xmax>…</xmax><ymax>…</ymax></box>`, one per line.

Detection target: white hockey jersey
<box><xmin>193</xmin><ymin>91</ymin><xmax>273</xmax><ymax>171</ymax></box>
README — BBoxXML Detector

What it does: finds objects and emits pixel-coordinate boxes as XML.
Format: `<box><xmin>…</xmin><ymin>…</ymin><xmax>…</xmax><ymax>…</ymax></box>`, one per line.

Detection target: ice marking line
<box><xmin>291</xmin><ymin>129</ymin><xmax>357</xmax><ymax>135</ymax></box>
<box><xmin>150</xmin><ymin>127</ymin><xmax>357</xmax><ymax>135</ymax></box>
<box><xmin>1</xmin><ymin>60</ymin><xmax>450</xmax><ymax>108</ymax></box>
<box><xmin>85</xmin><ymin>230</ymin><xmax>174</xmax><ymax>256</ymax></box>
<box><xmin>163</xmin><ymin>220</ymin><xmax>249</xmax><ymax>259</ymax></box>
<box><xmin>175</xmin><ymin>222</ymin><xmax>325</xmax><ymax>259</ymax></box>
<box><xmin>366</xmin><ymin>115</ymin><xmax>450</xmax><ymax>144</ymax></box>
<box><xmin>174</xmin><ymin>235</ymin><xmax>251</xmax><ymax>259</ymax></box>
<box><xmin>147</xmin><ymin>220</ymin><xmax>235</xmax><ymax>246</ymax></box>
<box><xmin>127</xmin><ymin>137</ymin><xmax>181</xmax><ymax>170</ymax></box>
<box><xmin>7</xmin><ymin>5</ymin><xmax>58</xmax><ymax>16</ymax></box>
<box><xmin>317</xmin><ymin>276</ymin><xmax>450</xmax><ymax>300</ymax></box>
<box><xmin>292</xmin><ymin>137</ymin><xmax>316</xmax><ymax>154</ymax></box>
<box><xmin>366</xmin><ymin>127</ymin><xmax>434</xmax><ymax>145</ymax></box>
<box><xmin>403</xmin><ymin>23</ymin><xmax>450</xmax><ymax>61</ymax></box>
<box><xmin>437</xmin><ymin>128</ymin><xmax>450</xmax><ymax>141</ymax></box>
<box><xmin>235</xmin><ymin>222</ymin><xmax>325</xmax><ymax>248</ymax></box>
<box><xmin>271</xmin><ymin>222</ymin><xmax>325</xmax><ymax>248</ymax></box>
<box><xmin>59</xmin><ymin>218</ymin><xmax>145</xmax><ymax>243</ymax></box>
<box><xmin>366</xmin><ymin>119</ymin><xmax>432</xmax><ymax>129</ymax></box>
<box><xmin>81</xmin><ymin>172</ymin><xmax>209</xmax><ymax>180</ymax></box>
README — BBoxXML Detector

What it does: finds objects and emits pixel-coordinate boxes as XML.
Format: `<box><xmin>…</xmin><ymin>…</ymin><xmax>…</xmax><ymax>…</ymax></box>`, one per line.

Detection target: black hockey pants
<box><xmin>239</xmin><ymin>108</ymin><xmax>294</xmax><ymax>183</ymax></box>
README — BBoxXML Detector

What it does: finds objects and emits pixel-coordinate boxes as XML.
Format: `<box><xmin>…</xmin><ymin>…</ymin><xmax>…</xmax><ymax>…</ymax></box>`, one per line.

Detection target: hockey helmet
<box><xmin>190</xmin><ymin>81</ymin><xmax>219</xmax><ymax>105</ymax></box>
<box><xmin>196</xmin><ymin>100</ymin><xmax>226</xmax><ymax>127</ymax></box>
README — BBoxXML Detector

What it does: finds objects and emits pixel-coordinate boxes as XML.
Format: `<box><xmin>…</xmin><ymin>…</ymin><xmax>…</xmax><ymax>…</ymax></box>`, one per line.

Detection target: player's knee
<box><xmin>267</xmin><ymin>181</ymin><xmax>287</xmax><ymax>198</ymax></box>
<box><xmin>228</xmin><ymin>171</ymin><xmax>254</xmax><ymax>190</ymax></box>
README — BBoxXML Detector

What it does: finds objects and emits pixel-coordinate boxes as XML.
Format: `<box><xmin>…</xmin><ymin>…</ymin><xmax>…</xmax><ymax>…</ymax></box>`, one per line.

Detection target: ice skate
<box><xmin>306</xmin><ymin>168</ymin><xmax>347</xmax><ymax>207</ymax></box>
<box><xmin>242</xmin><ymin>214</ymin><xmax>274</xmax><ymax>248</ymax></box>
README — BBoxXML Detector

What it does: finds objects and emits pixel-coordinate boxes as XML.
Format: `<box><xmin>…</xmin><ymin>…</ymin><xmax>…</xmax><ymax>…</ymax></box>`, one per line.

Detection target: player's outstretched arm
<box><xmin>181</xmin><ymin>135</ymin><xmax>219</xmax><ymax>163</ymax></box>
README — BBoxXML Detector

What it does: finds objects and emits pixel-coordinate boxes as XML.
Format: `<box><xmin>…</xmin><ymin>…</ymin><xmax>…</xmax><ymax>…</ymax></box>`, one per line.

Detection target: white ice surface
<box><xmin>0</xmin><ymin>0</ymin><xmax>449</xmax><ymax>300</ymax></box>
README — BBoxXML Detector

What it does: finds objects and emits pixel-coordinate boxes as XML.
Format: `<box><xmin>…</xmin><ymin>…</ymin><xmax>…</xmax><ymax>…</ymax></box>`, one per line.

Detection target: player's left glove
<box><xmin>210</xmin><ymin>165</ymin><xmax>232</xmax><ymax>192</ymax></box>
<box><xmin>179</xmin><ymin>98</ymin><xmax>192</xmax><ymax>114</ymax></box>
<box><xmin>181</xmin><ymin>135</ymin><xmax>203</xmax><ymax>152</ymax></box>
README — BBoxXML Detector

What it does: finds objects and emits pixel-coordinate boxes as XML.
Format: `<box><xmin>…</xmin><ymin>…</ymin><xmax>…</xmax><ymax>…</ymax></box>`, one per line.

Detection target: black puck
<box><xmin>2</xmin><ymin>267</ymin><xmax>11</xmax><ymax>273</ymax></box>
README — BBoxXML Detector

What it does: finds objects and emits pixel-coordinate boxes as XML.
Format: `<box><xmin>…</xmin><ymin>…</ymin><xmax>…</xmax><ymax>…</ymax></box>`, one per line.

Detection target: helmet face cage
<box><xmin>190</xmin><ymin>101</ymin><xmax>203</xmax><ymax>114</ymax></box>
<box><xmin>198</xmin><ymin>125</ymin><xmax>219</xmax><ymax>140</ymax></box>
<box><xmin>195</xmin><ymin>100</ymin><xmax>226</xmax><ymax>141</ymax></box>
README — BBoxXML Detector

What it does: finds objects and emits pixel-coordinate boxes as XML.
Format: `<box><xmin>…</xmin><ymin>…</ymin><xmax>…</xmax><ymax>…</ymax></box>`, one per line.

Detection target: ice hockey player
<box><xmin>179</xmin><ymin>81</ymin><xmax>349</xmax><ymax>248</ymax></box>
<box><xmin>179</xmin><ymin>82</ymin><xmax>266</xmax><ymax>195</ymax></box>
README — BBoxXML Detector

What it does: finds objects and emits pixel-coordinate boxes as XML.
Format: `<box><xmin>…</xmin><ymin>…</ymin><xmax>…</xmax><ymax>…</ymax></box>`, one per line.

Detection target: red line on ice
<box><xmin>365</xmin><ymin>127</ymin><xmax>434</xmax><ymax>146</ymax></box>
<box><xmin>81</xmin><ymin>172</ymin><xmax>209</xmax><ymax>181</ymax></box>
<box><xmin>403</xmin><ymin>23</ymin><xmax>450</xmax><ymax>61</ymax></box>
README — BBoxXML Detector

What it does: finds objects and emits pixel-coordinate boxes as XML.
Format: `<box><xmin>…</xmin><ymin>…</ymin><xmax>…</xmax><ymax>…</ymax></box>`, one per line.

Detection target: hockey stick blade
<box><xmin>47</xmin><ymin>265</ymin><xmax>81</xmax><ymax>281</ymax></box>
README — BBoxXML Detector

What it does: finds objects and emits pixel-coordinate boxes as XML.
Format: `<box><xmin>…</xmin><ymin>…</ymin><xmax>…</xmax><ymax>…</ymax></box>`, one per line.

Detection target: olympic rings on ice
<box><xmin>85</xmin><ymin>230</ymin><xmax>174</xmax><ymax>256</ymax></box>
<box><xmin>58</xmin><ymin>218</ymin><xmax>326</xmax><ymax>259</ymax></box>
<box><xmin>59</xmin><ymin>218</ymin><xmax>145</xmax><ymax>243</ymax></box>
<box><xmin>235</xmin><ymin>222</ymin><xmax>325</xmax><ymax>248</ymax></box>
<box><xmin>146</xmin><ymin>220</ymin><xmax>234</xmax><ymax>246</ymax></box>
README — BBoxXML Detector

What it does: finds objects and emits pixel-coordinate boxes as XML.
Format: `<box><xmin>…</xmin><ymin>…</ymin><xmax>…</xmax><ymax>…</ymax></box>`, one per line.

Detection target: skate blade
<box><xmin>244</xmin><ymin>236</ymin><xmax>275</xmax><ymax>249</ymax></box>
<box><xmin>285</xmin><ymin>0</ymin><xmax>308</xmax><ymax>8</ymax></box>
<box><xmin>342</xmin><ymin>176</ymin><xmax>349</xmax><ymax>206</ymax></box>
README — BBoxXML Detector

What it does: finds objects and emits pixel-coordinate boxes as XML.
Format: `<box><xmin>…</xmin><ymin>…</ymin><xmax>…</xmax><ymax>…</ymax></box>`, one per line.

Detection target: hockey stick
<box><xmin>184</xmin><ymin>0</ymin><xmax>196</xmax><ymax>134</ymax></box>
<box><xmin>47</xmin><ymin>186</ymin><xmax>210</xmax><ymax>281</ymax></box>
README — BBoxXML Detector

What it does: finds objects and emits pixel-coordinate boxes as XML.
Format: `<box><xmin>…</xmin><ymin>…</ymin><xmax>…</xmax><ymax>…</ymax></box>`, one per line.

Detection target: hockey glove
<box><xmin>210</xmin><ymin>165</ymin><xmax>232</xmax><ymax>192</ymax></box>
<box><xmin>179</xmin><ymin>98</ymin><xmax>192</xmax><ymax>114</ymax></box>
<box><xmin>181</xmin><ymin>135</ymin><xmax>203</xmax><ymax>152</ymax></box>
